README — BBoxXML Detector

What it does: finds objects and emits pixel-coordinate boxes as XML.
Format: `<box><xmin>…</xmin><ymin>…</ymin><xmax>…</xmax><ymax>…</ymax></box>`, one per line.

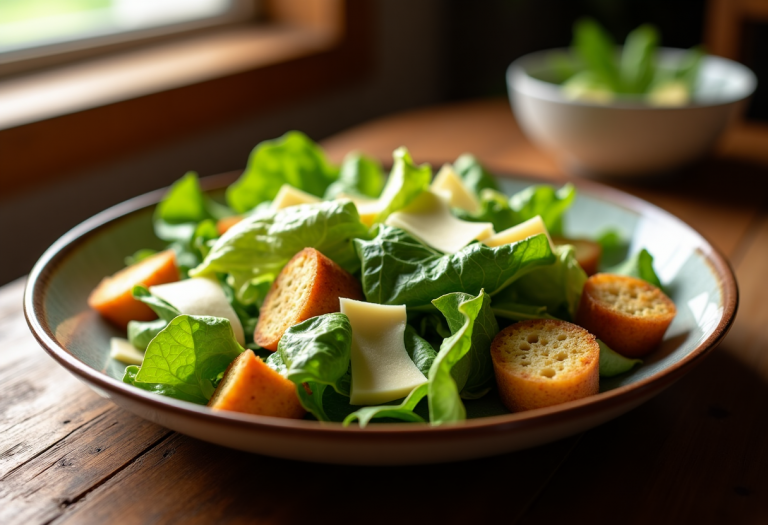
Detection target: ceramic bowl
<box><xmin>507</xmin><ymin>48</ymin><xmax>757</xmax><ymax>177</ymax></box>
<box><xmin>24</xmin><ymin>172</ymin><xmax>737</xmax><ymax>465</ymax></box>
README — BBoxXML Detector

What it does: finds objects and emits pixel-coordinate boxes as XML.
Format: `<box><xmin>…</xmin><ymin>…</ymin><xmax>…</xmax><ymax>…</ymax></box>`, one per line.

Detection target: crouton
<box><xmin>575</xmin><ymin>273</ymin><xmax>676</xmax><ymax>358</ymax></box>
<box><xmin>491</xmin><ymin>319</ymin><xmax>600</xmax><ymax>412</ymax></box>
<box><xmin>553</xmin><ymin>236</ymin><xmax>602</xmax><ymax>275</ymax></box>
<box><xmin>254</xmin><ymin>247</ymin><xmax>363</xmax><ymax>350</ymax></box>
<box><xmin>208</xmin><ymin>350</ymin><xmax>305</xmax><ymax>418</ymax></box>
<box><xmin>88</xmin><ymin>249</ymin><xmax>178</xmax><ymax>329</ymax></box>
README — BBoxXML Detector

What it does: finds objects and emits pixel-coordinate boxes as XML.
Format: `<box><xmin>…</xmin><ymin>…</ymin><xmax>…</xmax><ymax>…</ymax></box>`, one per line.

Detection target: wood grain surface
<box><xmin>2</xmin><ymin>99</ymin><xmax>768</xmax><ymax>524</ymax></box>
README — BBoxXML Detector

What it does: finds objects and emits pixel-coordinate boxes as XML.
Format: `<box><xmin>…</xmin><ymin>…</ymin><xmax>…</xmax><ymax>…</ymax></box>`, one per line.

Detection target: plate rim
<box><xmin>23</xmin><ymin>170</ymin><xmax>739</xmax><ymax>440</ymax></box>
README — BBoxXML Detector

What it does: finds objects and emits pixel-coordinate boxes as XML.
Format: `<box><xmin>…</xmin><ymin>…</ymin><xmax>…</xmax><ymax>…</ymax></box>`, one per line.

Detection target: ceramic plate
<box><xmin>24</xmin><ymin>171</ymin><xmax>737</xmax><ymax>465</ymax></box>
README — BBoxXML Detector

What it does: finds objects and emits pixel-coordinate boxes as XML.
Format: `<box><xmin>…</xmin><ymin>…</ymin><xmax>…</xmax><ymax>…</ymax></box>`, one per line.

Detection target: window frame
<box><xmin>0</xmin><ymin>0</ymin><xmax>373</xmax><ymax>197</ymax></box>
<box><xmin>0</xmin><ymin>0</ymin><xmax>259</xmax><ymax>77</ymax></box>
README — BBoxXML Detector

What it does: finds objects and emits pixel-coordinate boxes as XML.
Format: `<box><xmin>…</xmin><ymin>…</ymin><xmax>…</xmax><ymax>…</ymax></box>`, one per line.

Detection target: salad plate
<box><xmin>23</xmin><ymin>170</ymin><xmax>737</xmax><ymax>465</ymax></box>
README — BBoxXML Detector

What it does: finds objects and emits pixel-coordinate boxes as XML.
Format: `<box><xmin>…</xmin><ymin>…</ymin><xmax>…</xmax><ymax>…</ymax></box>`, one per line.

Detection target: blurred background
<box><xmin>0</xmin><ymin>0</ymin><xmax>763</xmax><ymax>285</ymax></box>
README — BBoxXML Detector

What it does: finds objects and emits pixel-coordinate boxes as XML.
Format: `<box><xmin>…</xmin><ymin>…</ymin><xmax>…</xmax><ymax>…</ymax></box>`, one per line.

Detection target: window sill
<box><xmin>0</xmin><ymin>0</ymin><xmax>372</xmax><ymax>196</ymax></box>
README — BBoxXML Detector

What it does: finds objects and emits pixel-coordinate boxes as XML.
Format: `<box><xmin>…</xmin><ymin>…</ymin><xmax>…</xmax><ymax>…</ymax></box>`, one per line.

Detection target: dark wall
<box><xmin>440</xmin><ymin>0</ymin><xmax>707</xmax><ymax>100</ymax></box>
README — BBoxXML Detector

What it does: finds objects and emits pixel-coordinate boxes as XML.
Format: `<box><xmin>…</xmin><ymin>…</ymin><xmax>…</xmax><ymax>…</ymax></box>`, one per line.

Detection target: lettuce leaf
<box><xmin>433</xmin><ymin>291</ymin><xmax>499</xmax><ymax>400</ymax></box>
<box><xmin>354</xmin><ymin>225</ymin><xmax>555</xmax><ymax>309</ymax></box>
<box><xmin>344</xmin><ymin>291</ymin><xmax>492</xmax><ymax>426</ymax></box>
<box><xmin>324</xmin><ymin>152</ymin><xmax>385</xmax><ymax>199</ymax></box>
<box><xmin>123</xmin><ymin>365</ymin><xmax>207</xmax><ymax>404</ymax></box>
<box><xmin>457</xmin><ymin>183</ymin><xmax>576</xmax><ymax>237</ymax></box>
<box><xmin>428</xmin><ymin>290</ymin><xmax>490</xmax><ymax>424</ymax></box>
<box><xmin>343</xmin><ymin>383</ymin><xmax>428</xmax><ymax>426</ymax></box>
<box><xmin>508</xmin><ymin>183</ymin><xmax>576</xmax><ymax>236</ymax></box>
<box><xmin>404</xmin><ymin>324</ymin><xmax>437</xmax><ymax>377</ymax></box>
<box><xmin>128</xmin><ymin>315</ymin><xmax>244</xmax><ymax>404</ymax></box>
<box><xmin>191</xmin><ymin>200</ymin><xmax>370</xmax><ymax>303</ymax></box>
<box><xmin>493</xmin><ymin>244</ymin><xmax>587</xmax><ymax>321</ymax></box>
<box><xmin>154</xmin><ymin>171</ymin><xmax>230</xmax><ymax>243</ymax></box>
<box><xmin>267</xmin><ymin>313</ymin><xmax>352</xmax><ymax>422</ymax></box>
<box><xmin>226</xmin><ymin>131</ymin><xmax>339</xmax><ymax>213</ymax></box>
<box><xmin>453</xmin><ymin>154</ymin><xmax>500</xmax><ymax>195</ymax></box>
<box><xmin>126</xmin><ymin>285</ymin><xmax>181</xmax><ymax>350</ymax></box>
<box><xmin>599</xmin><ymin>340</ymin><xmax>642</xmax><ymax>377</ymax></box>
<box><xmin>607</xmin><ymin>248</ymin><xmax>662</xmax><ymax>289</ymax></box>
<box><xmin>373</xmin><ymin>147</ymin><xmax>432</xmax><ymax>224</ymax></box>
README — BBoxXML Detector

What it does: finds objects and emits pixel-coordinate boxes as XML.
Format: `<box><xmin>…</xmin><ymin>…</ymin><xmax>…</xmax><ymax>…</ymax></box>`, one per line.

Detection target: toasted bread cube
<box><xmin>491</xmin><ymin>319</ymin><xmax>600</xmax><ymax>412</ymax></box>
<box><xmin>553</xmin><ymin>236</ymin><xmax>602</xmax><ymax>276</ymax></box>
<box><xmin>254</xmin><ymin>247</ymin><xmax>363</xmax><ymax>350</ymax></box>
<box><xmin>208</xmin><ymin>350</ymin><xmax>305</xmax><ymax>418</ymax></box>
<box><xmin>575</xmin><ymin>273</ymin><xmax>676</xmax><ymax>358</ymax></box>
<box><xmin>88</xmin><ymin>249</ymin><xmax>178</xmax><ymax>329</ymax></box>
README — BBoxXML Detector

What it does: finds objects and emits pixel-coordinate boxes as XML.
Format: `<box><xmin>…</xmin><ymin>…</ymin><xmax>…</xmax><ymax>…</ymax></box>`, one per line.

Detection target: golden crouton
<box><xmin>575</xmin><ymin>273</ymin><xmax>676</xmax><ymax>358</ymax></box>
<box><xmin>208</xmin><ymin>350</ymin><xmax>305</xmax><ymax>419</ymax></box>
<box><xmin>254</xmin><ymin>247</ymin><xmax>363</xmax><ymax>350</ymax></box>
<box><xmin>491</xmin><ymin>319</ymin><xmax>600</xmax><ymax>412</ymax></box>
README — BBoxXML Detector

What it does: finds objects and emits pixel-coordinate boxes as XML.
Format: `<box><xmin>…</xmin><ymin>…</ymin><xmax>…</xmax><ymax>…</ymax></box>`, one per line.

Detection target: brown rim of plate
<box><xmin>23</xmin><ymin>169</ymin><xmax>739</xmax><ymax>442</ymax></box>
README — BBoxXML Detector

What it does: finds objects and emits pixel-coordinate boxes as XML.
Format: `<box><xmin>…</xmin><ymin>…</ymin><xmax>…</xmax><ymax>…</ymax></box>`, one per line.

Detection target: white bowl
<box><xmin>507</xmin><ymin>48</ymin><xmax>757</xmax><ymax>177</ymax></box>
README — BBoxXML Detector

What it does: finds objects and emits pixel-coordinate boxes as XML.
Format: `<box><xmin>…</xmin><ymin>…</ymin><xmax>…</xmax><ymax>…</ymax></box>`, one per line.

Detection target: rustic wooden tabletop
<box><xmin>2</xmin><ymin>98</ymin><xmax>767</xmax><ymax>524</ymax></box>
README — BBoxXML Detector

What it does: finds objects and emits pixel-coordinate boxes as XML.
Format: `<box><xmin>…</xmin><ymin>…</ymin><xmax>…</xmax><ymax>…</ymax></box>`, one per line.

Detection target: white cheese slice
<box><xmin>340</xmin><ymin>298</ymin><xmax>427</xmax><ymax>405</ymax></box>
<box><xmin>271</xmin><ymin>184</ymin><xmax>321</xmax><ymax>210</ymax></box>
<box><xmin>149</xmin><ymin>277</ymin><xmax>245</xmax><ymax>345</ymax></box>
<box><xmin>110</xmin><ymin>337</ymin><xmax>145</xmax><ymax>365</ymax></box>
<box><xmin>336</xmin><ymin>193</ymin><xmax>381</xmax><ymax>227</ymax></box>
<box><xmin>385</xmin><ymin>190</ymin><xmax>494</xmax><ymax>253</ymax></box>
<box><xmin>481</xmin><ymin>215</ymin><xmax>554</xmax><ymax>251</ymax></box>
<box><xmin>430</xmin><ymin>164</ymin><xmax>480</xmax><ymax>214</ymax></box>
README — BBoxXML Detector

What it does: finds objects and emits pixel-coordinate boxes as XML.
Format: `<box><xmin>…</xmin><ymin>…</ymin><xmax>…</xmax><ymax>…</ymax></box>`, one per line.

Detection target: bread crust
<box><xmin>491</xmin><ymin>319</ymin><xmax>600</xmax><ymax>412</ymax></box>
<box><xmin>208</xmin><ymin>350</ymin><xmax>305</xmax><ymax>418</ymax></box>
<box><xmin>88</xmin><ymin>249</ymin><xmax>178</xmax><ymax>329</ymax></box>
<box><xmin>254</xmin><ymin>247</ymin><xmax>363</xmax><ymax>350</ymax></box>
<box><xmin>575</xmin><ymin>273</ymin><xmax>676</xmax><ymax>358</ymax></box>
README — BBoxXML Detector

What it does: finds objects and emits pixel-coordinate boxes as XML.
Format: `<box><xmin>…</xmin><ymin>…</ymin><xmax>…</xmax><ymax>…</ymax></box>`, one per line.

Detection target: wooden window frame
<box><xmin>0</xmin><ymin>0</ymin><xmax>373</xmax><ymax>197</ymax></box>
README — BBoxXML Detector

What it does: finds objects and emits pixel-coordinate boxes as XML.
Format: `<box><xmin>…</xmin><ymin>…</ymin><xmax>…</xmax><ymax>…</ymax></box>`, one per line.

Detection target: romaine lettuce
<box><xmin>266</xmin><ymin>313</ymin><xmax>353</xmax><ymax>422</ymax></box>
<box><xmin>493</xmin><ymin>244</ymin><xmax>587</xmax><ymax>321</ymax></box>
<box><xmin>127</xmin><ymin>315</ymin><xmax>244</xmax><ymax>404</ymax></box>
<box><xmin>226</xmin><ymin>131</ymin><xmax>339</xmax><ymax>213</ymax></box>
<box><xmin>324</xmin><ymin>152</ymin><xmax>385</xmax><ymax>200</ymax></box>
<box><xmin>191</xmin><ymin>200</ymin><xmax>370</xmax><ymax>303</ymax></box>
<box><xmin>372</xmin><ymin>147</ymin><xmax>432</xmax><ymax>224</ymax></box>
<box><xmin>354</xmin><ymin>225</ymin><xmax>555</xmax><ymax>308</ymax></box>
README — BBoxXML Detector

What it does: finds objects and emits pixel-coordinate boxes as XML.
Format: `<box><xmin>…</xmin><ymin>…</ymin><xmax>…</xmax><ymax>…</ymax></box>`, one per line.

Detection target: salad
<box><xmin>91</xmin><ymin>130</ymin><xmax>667</xmax><ymax>426</ymax></box>
<box><xmin>551</xmin><ymin>18</ymin><xmax>703</xmax><ymax>106</ymax></box>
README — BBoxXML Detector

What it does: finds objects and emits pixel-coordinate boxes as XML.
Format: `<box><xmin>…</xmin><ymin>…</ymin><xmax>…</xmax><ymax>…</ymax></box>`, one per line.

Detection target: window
<box><xmin>0</xmin><ymin>0</ymin><xmax>256</xmax><ymax>73</ymax></box>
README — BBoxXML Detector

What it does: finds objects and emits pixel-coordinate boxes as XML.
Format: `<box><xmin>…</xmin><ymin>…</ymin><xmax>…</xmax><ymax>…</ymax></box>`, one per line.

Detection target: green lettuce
<box><xmin>154</xmin><ymin>171</ymin><xmax>231</xmax><ymax>243</ymax></box>
<box><xmin>354</xmin><ymin>225</ymin><xmax>555</xmax><ymax>309</ymax></box>
<box><xmin>226</xmin><ymin>131</ymin><xmax>339</xmax><ymax>213</ymax></box>
<box><xmin>324</xmin><ymin>152</ymin><xmax>385</xmax><ymax>199</ymax></box>
<box><xmin>433</xmin><ymin>291</ymin><xmax>499</xmax><ymax>400</ymax></box>
<box><xmin>344</xmin><ymin>290</ymin><xmax>493</xmax><ymax>426</ymax></box>
<box><xmin>599</xmin><ymin>340</ymin><xmax>642</xmax><ymax>377</ymax></box>
<box><xmin>123</xmin><ymin>365</ymin><xmax>206</xmax><ymax>404</ymax></box>
<box><xmin>457</xmin><ymin>183</ymin><xmax>576</xmax><ymax>237</ymax></box>
<box><xmin>508</xmin><ymin>183</ymin><xmax>576</xmax><ymax>236</ymax></box>
<box><xmin>191</xmin><ymin>200</ymin><xmax>370</xmax><ymax>303</ymax></box>
<box><xmin>127</xmin><ymin>315</ymin><xmax>244</xmax><ymax>404</ymax></box>
<box><xmin>404</xmin><ymin>324</ymin><xmax>437</xmax><ymax>376</ymax></box>
<box><xmin>267</xmin><ymin>313</ymin><xmax>352</xmax><ymax>422</ymax></box>
<box><xmin>126</xmin><ymin>285</ymin><xmax>181</xmax><ymax>350</ymax></box>
<box><xmin>453</xmin><ymin>154</ymin><xmax>500</xmax><ymax>195</ymax></box>
<box><xmin>607</xmin><ymin>248</ymin><xmax>662</xmax><ymax>289</ymax></box>
<box><xmin>493</xmin><ymin>244</ymin><xmax>587</xmax><ymax>321</ymax></box>
<box><xmin>372</xmin><ymin>147</ymin><xmax>432</xmax><ymax>224</ymax></box>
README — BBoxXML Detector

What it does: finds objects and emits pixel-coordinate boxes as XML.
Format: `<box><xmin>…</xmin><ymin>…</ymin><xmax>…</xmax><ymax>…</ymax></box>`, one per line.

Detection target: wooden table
<box><xmin>2</xmin><ymin>99</ymin><xmax>767</xmax><ymax>524</ymax></box>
